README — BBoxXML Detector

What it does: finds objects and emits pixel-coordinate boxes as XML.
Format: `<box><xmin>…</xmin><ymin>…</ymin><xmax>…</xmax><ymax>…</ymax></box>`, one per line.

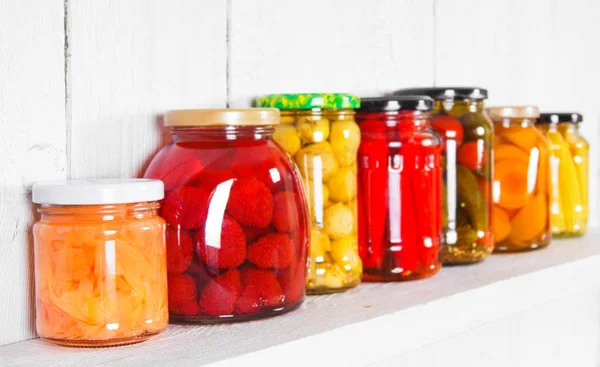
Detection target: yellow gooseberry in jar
<box><xmin>32</xmin><ymin>179</ymin><xmax>168</xmax><ymax>347</ymax></box>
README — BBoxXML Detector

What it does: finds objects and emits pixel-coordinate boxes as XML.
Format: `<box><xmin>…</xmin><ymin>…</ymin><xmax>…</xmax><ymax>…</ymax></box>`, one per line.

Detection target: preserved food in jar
<box><xmin>356</xmin><ymin>96</ymin><xmax>443</xmax><ymax>280</ymax></box>
<box><xmin>144</xmin><ymin>109</ymin><xmax>309</xmax><ymax>322</ymax></box>
<box><xmin>536</xmin><ymin>113</ymin><xmax>588</xmax><ymax>237</ymax></box>
<box><xmin>256</xmin><ymin>94</ymin><xmax>362</xmax><ymax>294</ymax></box>
<box><xmin>487</xmin><ymin>106</ymin><xmax>551</xmax><ymax>251</ymax></box>
<box><xmin>393</xmin><ymin>88</ymin><xmax>493</xmax><ymax>264</ymax></box>
<box><xmin>32</xmin><ymin>179</ymin><xmax>168</xmax><ymax>347</ymax></box>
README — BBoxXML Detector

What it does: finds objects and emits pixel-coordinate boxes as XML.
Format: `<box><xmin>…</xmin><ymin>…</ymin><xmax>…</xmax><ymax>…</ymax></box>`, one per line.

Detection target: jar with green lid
<box><xmin>393</xmin><ymin>88</ymin><xmax>493</xmax><ymax>264</ymax></box>
<box><xmin>256</xmin><ymin>93</ymin><xmax>362</xmax><ymax>294</ymax></box>
<box><xmin>536</xmin><ymin>113</ymin><xmax>588</xmax><ymax>237</ymax></box>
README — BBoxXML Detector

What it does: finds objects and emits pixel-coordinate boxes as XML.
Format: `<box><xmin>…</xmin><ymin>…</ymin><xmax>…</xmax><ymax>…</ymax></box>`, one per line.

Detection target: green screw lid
<box><xmin>256</xmin><ymin>93</ymin><xmax>360</xmax><ymax>110</ymax></box>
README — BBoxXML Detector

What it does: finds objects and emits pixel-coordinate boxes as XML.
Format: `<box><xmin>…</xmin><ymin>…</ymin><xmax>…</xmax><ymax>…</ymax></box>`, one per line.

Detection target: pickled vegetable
<box><xmin>258</xmin><ymin>94</ymin><xmax>362</xmax><ymax>294</ymax></box>
<box><xmin>393</xmin><ymin>88</ymin><xmax>493</xmax><ymax>264</ymax></box>
<box><xmin>438</xmin><ymin>110</ymin><xmax>492</xmax><ymax>263</ymax></box>
<box><xmin>356</xmin><ymin>97</ymin><xmax>442</xmax><ymax>281</ymax></box>
<box><xmin>456</xmin><ymin>165</ymin><xmax>487</xmax><ymax>232</ymax></box>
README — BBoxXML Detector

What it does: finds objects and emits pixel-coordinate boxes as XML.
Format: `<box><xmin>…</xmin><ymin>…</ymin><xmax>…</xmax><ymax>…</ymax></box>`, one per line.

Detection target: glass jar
<box><xmin>31</xmin><ymin>179</ymin><xmax>168</xmax><ymax>347</ymax></box>
<box><xmin>536</xmin><ymin>113</ymin><xmax>588</xmax><ymax>237</ymax></box>
<box><xmin>144</xmin><ymin>109</ymin><xmax>309</xmax><ymax>322</ymax></box>
<box><xmin>356</xmin><ymin>96</ymin><xmax>443</xmax><ymax>281</ymax></box>
<box><xmin>486</xmin><ymin>106</ymin><xmax>551</xmax><ymax>251</ymax></box>
<box><xmin>256</xmin><ymin>94</ymin><xmax>362</xmax><ymax>294</ymax></box>
<box><xmin>393</xmin><ymin>88</ymin><xmax>493</xmax><ymax>264</ymax></box>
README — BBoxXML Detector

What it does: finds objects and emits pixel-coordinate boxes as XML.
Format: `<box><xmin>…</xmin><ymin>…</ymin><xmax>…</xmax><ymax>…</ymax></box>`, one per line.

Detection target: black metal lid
<box><xmin>357</xmin><ymin>96</ymin><xmax>434</xmax><ymax>112</ymax></box>
<box><xmin>537</xmin><ymin>113</ymin><xmax>584</xmax><ymax>124</ymax></box>
<box><xmin>392</xmin><ymin>87</ymin><xmax>488</xmax><ymax>101</ymax></box>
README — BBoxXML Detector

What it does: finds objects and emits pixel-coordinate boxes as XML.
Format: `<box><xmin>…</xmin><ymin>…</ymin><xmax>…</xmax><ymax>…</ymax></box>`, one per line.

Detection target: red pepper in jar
<box><xmin>357</xmin><ymin>97</ymin><xmax>443</xmax><ymax>281</ymax></box>
<box><xmin>357</xmin><ymin>122</ymin><xmax>389</xmax><ymax>269</ymax></box>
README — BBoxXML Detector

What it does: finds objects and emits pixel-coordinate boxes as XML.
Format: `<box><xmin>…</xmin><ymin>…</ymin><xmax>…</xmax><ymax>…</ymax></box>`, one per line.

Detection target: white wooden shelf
<box><xmin>2</xmin><ymin>232</ymin><xmax>600</xmax><ymax>367</ymax></box>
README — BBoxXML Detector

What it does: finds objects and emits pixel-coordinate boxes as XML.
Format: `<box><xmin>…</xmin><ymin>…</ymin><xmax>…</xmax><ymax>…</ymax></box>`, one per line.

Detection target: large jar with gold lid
<box><xmin>256</xmin><ymin>94</ymin><xmax>362</xmax><ymax>294</ymax></box>
<box><xmin>144</xmin><ymin>109</ymin><xmax>309</xmax><ymax>323</ymax></box>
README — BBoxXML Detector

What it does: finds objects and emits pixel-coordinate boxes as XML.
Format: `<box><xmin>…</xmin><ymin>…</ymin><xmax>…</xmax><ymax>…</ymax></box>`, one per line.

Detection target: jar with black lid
<box><xmin>393</xmin><ymin>88</ymin><xmax>493</xmax><ymax>264</ymax></box>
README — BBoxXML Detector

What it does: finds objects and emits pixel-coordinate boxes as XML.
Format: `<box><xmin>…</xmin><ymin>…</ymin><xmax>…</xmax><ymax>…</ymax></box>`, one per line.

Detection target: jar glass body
<box><xmin>33</xmin><ymin>202</ymin><xmax>168</xmax><ymax>347</ymax></box>
<box><xmin>538</xmin><ymin>122</ymin><xmax>588</xmax><ymax>236</ymax></box>
<box><xmin>430</xmin><ymin>100</ymin><xmax>494</xmax><ymax>264</ymax></box>
<box><xmin>356</xmin><ymin>110</ymin><xmax>443</xmax><ymax>281</ymax></box>
<box><xmin>559</xmin><ymin>123</ymin><xmax>589</xmax><ymax>234</ymax></box>
<box><xmin>272</xmin><ymin>109</ymin><xmax>361</xmax><ymax>294</ymax></box>
<box><xmin>493</xmin><ymin>118</ymin><xmax>551</xmax><ymax>251</ymax></box>
<box><xmin>144</xmin><ymin>125</ymin><xmax>309</xmax><ymax>322</ymax></box>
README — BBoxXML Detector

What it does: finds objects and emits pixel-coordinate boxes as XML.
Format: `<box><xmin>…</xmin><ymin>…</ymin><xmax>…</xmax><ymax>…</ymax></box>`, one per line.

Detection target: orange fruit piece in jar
<box><xmin>491</xmin><ymin>206</ymin><xmax>511</xmax><ymax>243</ymax></box>
<box><xmin>494</xmin><ymin>159</ymin><xmax>532</xmax><ymax>210</ymax></box>
<box><xmin>509</xmin><ymin>194</ymin><xmax>548</xmax><ymax>242</ymax></box>
<box><xmin>36</xmin><ymin>216</ymin><xmax>167</xmax><ymax>342</ymax></box>
<box><xmin>497</xmin><ymin>126</ymin><xmax>539</xmax><ymax>152</ymax></box>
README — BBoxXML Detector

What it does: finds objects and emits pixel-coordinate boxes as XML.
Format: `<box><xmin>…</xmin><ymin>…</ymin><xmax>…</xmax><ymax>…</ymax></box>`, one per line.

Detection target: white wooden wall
<box><xmin>1</xmin><ymin>0</ymin><xmax>599</xmax><ymax>346</ymax></box>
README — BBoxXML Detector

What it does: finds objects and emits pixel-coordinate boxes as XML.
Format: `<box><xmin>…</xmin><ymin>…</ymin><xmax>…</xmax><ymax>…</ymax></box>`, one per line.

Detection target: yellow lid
<box><xmin>485</xmin><ymin>106</ymin><xmax>540</xmax><ymax>119</ymax></box>
<box><xmin>165</xmin><ymin>108</ymin><xmax>280</xmax><ymax>127</ymax></box>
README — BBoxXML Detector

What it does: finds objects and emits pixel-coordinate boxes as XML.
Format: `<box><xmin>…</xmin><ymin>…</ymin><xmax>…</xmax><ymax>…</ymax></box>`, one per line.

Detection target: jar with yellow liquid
<box><xmin>536</xmin><ymin>113</ymin><xmax>588</xmax><ymax>237</ymax></box>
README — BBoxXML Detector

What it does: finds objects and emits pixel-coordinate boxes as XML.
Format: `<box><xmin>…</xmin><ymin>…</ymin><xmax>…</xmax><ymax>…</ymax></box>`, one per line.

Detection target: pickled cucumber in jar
<box><xmin>392</xmin><ymin>87</ymin><xmax>494</xmax><ymax>264</ymax></box>
<box><xmin>256</xmin><ymin>93</ymin><xmax>362</xmax><ymax>293</ymax></box>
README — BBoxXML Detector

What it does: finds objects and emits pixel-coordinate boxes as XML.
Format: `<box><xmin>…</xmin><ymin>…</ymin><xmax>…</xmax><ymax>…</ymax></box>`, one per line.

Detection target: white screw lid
<box><xmin>32</xmin><ymin>179</ymin><xmax>164</xmax><ymax>205</ymax></box>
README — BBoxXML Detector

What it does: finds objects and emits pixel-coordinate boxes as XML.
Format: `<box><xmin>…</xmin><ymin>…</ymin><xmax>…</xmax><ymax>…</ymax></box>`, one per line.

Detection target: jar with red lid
<box><xmin>144</xmin><ymin>109</ymin><xmax>309</xmax><ymax>322</ymax></box>
<box><xmin>356</xmin><ymin>96</ymin><xmax>443</xmax><ymax>281</ymax></box>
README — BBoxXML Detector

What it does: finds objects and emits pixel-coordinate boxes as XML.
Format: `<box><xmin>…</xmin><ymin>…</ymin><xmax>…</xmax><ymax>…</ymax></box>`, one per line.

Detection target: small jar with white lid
<box><xmin>32</xmin><ymin>179</ymin><xmax>168</xmax><ymax>347</ymax></box>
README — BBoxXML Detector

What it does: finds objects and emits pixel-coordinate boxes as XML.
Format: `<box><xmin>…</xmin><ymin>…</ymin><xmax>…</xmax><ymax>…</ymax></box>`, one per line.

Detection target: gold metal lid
<box><xmin>165</xmin><ymin>108</ymin><xmax>280</xmax><ymax>127</ymax></box>
<box><xmin>485</xmin><ymin>106</ymin><xmax>540</xmax><ymax>119</ymax></box>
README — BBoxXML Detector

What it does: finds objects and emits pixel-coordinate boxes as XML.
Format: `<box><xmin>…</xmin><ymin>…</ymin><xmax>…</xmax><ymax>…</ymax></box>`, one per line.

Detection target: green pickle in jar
<box><xmin>393</xmin><ymin>88</ymin><xmax>494</xmax><ymax>264</ymax></box>
<box><xmin>257</xmin><ymin>93</ymin><xmax>362</xmax><ymax>294</ymax></box>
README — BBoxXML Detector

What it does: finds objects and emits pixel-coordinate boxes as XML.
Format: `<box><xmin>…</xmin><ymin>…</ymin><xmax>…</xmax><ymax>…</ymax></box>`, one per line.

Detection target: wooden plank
<box><xmin>227</xmin><ymin>0</ymin><xmax>435</xmax><ymax>107</ymax></box>
<box><xmin>0</xmin><ymin>0</ymin><xmax>66</xmax><ymax>346</ymax></box>
<box><xmin>68</xmin><ymin>0</ymin><xmax>228</xmax><ymax>179</ymax></box>
<box><xmin>435</xmin><ymin>0</ymin><xmax>600</xmax><ymax>226</ymax></box>
<box><xmin>1</xmin><ymin>233</ymin><xmax>599</xmax><ymax>365</ymax></box>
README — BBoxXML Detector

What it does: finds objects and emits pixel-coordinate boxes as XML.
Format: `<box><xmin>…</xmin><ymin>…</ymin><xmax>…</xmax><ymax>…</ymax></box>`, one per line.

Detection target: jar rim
<box><xmin>537</xmin><ymin>112</ymin><xmax>583</xmax><ymax>125</ymax></box>
<box><xmin>358</xmin><ymin>96</ymin><xmax>434</xmax><ymax>112</ymax></box>
<box><xmin>393</xmin><ymin>87</ymin><xmax>488</xmax><ymax>101</ymax></box>
<box><xmin>32</xmin><ymin>179</ymin><xmax>164</xmax><ymax>205</ymax></box>
<box><xmin>485</xmin><ymin>106</ymin><xmax>540</xmax><ymax>120</ymax></box>
<box><xmin>165</xmin><ymin>108</ymin><xmax>280</xmax><ymax>127</ymax></box>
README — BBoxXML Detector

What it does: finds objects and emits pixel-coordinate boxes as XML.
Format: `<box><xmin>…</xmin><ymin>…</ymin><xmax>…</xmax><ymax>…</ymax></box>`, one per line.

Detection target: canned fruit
<box><xmin>273</xmin><ymin>112</ymin><xmax>361</xmax><ymax>292</ymax></box>
<box><xmin>324</xmin><ymin>203</ymin><xmax>354</xmax><ymax>240</ymax></box>
<box><xmin>295</xmin><ymin>142</ymin><xmax>339</xmax><ymax>181</ymax></box>
<box><xmin>297</xmin><ymin>117</ymin><xmax>330</xmax><ymax>143</ymax></box>
<box><xmin>145</xmin><ymin>138</ymin><xmax>309</xmax><ymax>321</ymax></box>
<box><xmin>34</xmin><ymin>216</ymin><xmax>168</xmax><ymax>343</ymax></box>
<box><xmin>330</xmin><ymin>120</ymin><xmax>361</xmax><ymax>167</ymax></box>
<box><xmin>273</xmin><ymin>124</ymin><xmax>301</xmax><ymax>156</ymax></box>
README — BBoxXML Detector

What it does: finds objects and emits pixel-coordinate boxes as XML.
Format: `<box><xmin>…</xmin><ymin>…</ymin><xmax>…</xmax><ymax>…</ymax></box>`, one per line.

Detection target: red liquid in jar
<box><xmin>357</xmin><ymin>111</ymin><xmax>443</xmax><ymax>281</ymax></box>
<box><xmin>145</xmin><ymin>130</ymin><xmax>309</xmax><ymax>322</ymax></box>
